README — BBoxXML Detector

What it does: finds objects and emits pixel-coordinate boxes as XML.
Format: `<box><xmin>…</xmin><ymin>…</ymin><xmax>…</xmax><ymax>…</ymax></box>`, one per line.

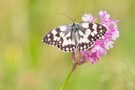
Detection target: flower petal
<box><xmin>82</xmin><ymin>14</ymin><xmax>97</xmax><ymax>22</ymax></box>
<box><xmin>111</xmin><ymin>30</ymin><xmax>119</xmax><ymax>40</ymax></box>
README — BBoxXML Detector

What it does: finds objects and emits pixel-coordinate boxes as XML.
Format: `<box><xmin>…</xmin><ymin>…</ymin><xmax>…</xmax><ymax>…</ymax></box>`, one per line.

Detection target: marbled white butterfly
<box><xmin>42</xmin><ymin>21</ymin><xmax>107</xmax><ymax>52</ymax></box>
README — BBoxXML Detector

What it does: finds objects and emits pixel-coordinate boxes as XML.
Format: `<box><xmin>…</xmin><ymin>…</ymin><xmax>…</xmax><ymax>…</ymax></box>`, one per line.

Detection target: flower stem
<box><xmin>60</xmin><ymin>62</ymin><xmax>77</xmax><ymax>90</ymax></box>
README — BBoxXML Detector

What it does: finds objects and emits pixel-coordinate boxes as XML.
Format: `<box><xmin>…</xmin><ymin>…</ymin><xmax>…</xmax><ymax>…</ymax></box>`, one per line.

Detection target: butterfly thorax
<box><xmin>70</xmin><ymin>22</ymin><xmax>79</xmax><ymax>45</ymax></box>
<box><xmin>71</xmin><ymin>22</ymin><xmax>79</xmax><ymax>32</ymax></box>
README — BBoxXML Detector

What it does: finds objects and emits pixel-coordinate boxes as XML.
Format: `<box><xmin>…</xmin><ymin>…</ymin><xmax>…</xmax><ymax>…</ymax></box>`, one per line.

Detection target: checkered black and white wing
<box><xmin>42</xmin><ymin>25</ymin><xmax>76</xmax><ymax>52</ymax></box>
<box><xmin>77</xmin><ymin>22</ymin><xmax>107</xmax><ymax>51</ymax></box>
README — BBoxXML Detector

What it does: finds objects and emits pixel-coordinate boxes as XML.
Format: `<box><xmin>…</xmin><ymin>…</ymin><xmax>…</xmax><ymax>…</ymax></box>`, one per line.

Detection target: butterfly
<box><xmin>42</xmin><ymin>21</ymin><xmax>107</xmax><ymax>52</ymax></box>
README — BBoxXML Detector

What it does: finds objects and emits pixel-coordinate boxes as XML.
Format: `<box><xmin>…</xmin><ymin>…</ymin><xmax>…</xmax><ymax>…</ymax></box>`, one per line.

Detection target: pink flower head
<box><xmin>104</xmin><ymin>39</ymin><xmax>114</xmax><ymax>50</ymax></box>
<box><xmin>99</xmin><ymin>11</ymin><xmax>110</xmax><ymax>20</ymax></box>
<box><xmin>111</xmin><ymin>30</ymin><xmax>119</xmax><ymax>40</ymax></box>
<box><xmin>72</xmin><ymin>11</ymin><xmax>119</xmax><ymax>64</ymax></box>
<box><xmin>82</xmin><ymin>14</ymin><xmax>97</xmax><ymax>23</ymax></box>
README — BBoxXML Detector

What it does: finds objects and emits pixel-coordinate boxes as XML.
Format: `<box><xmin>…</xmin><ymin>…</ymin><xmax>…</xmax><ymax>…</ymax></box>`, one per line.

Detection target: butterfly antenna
<box><xmin>60</xmin><ymin>13</ymin><xmax>74</xmax><ymax>21</ymax></box>
<box><xmin>74</xmin><ymin>11</ymin><xmax>85</xmax><ymax>21</ymax></box>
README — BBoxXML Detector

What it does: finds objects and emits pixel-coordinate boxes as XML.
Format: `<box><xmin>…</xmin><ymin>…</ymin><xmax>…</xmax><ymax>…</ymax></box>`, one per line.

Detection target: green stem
<box><xmin>60</xmin><ymin>62</ymin><xmax>77</xmax><ymax>90</ymax></box>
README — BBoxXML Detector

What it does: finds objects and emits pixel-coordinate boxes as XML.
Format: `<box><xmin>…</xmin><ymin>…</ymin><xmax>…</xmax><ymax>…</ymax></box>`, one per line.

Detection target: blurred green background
<box><xmin>0</xmin><ymin>0</ymin><xmax>135</xmax><ymax>90</ymax></box>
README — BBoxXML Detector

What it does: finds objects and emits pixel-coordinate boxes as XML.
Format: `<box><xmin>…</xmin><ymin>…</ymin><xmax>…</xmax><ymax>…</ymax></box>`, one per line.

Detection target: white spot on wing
<box><xmin>59</xmin><ymin>41</ymin><xmax>62</xmax><ymax>44</ymax></box>
<box><xmin>79</xmin><ymin>36</ymin><xmax>89</xmax><ymax>44</ymax></box>
<box><xmin>54</xmin><ymin>36</ymin><xmax>57</xmax><ymax>41</ymax></box>
<box><xmin>68</xmin><ymin>39</ymin><xmax>72</xmax><ymax>44</ymax></box>
<box><xmin>79</xmin><ymin>31</ymin><xmax>84</xmax><ymax>36</ymax></box>
<box><xmin>91</xmin><ymin>32</ymin><xmax>95</xmax><ymax>37</ymax></box>
<box><xmin>66</xmin><ymin>32</ymin><xmax>71</xmax><ymax>37</ymax></box>
<box><xmin>100</xmin><ymin>33</ymin><xmax>103</xmax><ymax>36</ymax></box>
<box><xmin>57</xmin><ymin>37</ymin><xmax>60</xmax><ymax>41</ymax></box>
<box><xmin>82</xmin><ymin>23</ymin><xmax>89</xmax><ymax>28</ymax></box>
<box><xmin>61</xmin><ymin>32</ymin><xmax>75</xmax><ymax>47</ymax></box>
<box><xmin>99</xmin><ymin>26</ymin><xmax>102</xmax><ymax>29</ymax></box>
<box><xmin>91</xmin><ymin>38</ymin><xmax>94</xmax><ymax>41</ymax></box>
<box><xmin>62</xmin><ymin>37</ymin><xmax>69</xmax><ymax>46</ymax></box>
<box><xmin>79</xmin><ymin>38</ymin><xmax>83</xmax><ymax>43</ymax></box>
<box><xmin>92</xmin><ymin>23</ymin><xmax>97</xmax><ymax>30</ymax></box>
<box><xmin>60</xmin><ymin>32</ymin><xmax>64</xmax><ymax>37</ymax></box>
<box><xmin>48</xmin><ymin>38</ymin><xmax>51</xmax><ymax>41</ymax></box>
<box><xmin>52</xmin><ymin>30</ymin><xmax>57</xmax><ymax>35</ymax></box>
<box><xmin>80</xmin><ymin>47</ymin><xmax>83</xmax><ymax>49</ymax></box>
<box><xmin>66</xmin><ymin>48</ymin><xmax>69</xmax><ymax>51</ymax></box>
<box><xmin>100</xmin><ymin>30</ymin><xmax>103</xmax><ymax>32</ymax></box>
<box><xmin>102</xmin><ymin>36</ymin><xmax>105</xmax><ymax>39</ymax></box>
<box><xmin>59</xmin><ymin>26</ymin><xmax>67</xmax><ymax>31</ymax></box>
<box><xmin>72</xmin><ymin>40</ymin><xmax>75</xmax><ymax>44</ymax></box>
<box><xmin>47</xmin><ymin>34</ymin><xmax>50</xmax><ymax>37</ymax></box>
<box><xmin>84</xmin><ymin>45</ymin><xmax>86</xmax><ymax>48</ymax></box>
<box><xmin>85</xmin><ymin>29</ymin><xmax>91</xmax><ymax>37</ymax></box>
<box><xmin>93</xmin><ymin>30</ymin><xmax>97</xmax><ymax>34</ymax></box>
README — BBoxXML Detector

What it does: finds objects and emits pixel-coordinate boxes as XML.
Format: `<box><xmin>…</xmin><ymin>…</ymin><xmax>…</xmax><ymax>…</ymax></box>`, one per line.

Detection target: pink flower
<box><xmin>80</xmin><ymin>51</ymin><xmax>91</xmax><ymax>61</ymax></box>
<box><xmin>111</xmin><ymin>30</ymin><xmax>119</xmax><ymax>40</ymax></box>
<box><xmin>72</xmin><ymin>11</ymin><xmax>119</xmax><ymax>64</ymax></box>
<box><xmin>91</xmin><ymin>45</ymin><xmax>107</xmax><ymax>57</ymax></box>
<box><xmin>82</xmin><ymin>14</ymin><xmax>97</xmax><ymax>22</ymax></box>
<box><xmin>104</xmin><ymin>40</ymin><xmax>114</xmax><ymax>50</ymax></box>
<box><xmin>99</xmin><ymin>11</ymin><xmax>110</xmax><ymax>20</ymax></box>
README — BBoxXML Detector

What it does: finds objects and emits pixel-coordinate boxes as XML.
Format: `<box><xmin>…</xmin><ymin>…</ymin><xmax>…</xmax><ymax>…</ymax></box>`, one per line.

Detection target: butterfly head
<box><xmin>71</xmin><ymin>22</ymin><xmax>79</xmax><ymax>33</ymax></box>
